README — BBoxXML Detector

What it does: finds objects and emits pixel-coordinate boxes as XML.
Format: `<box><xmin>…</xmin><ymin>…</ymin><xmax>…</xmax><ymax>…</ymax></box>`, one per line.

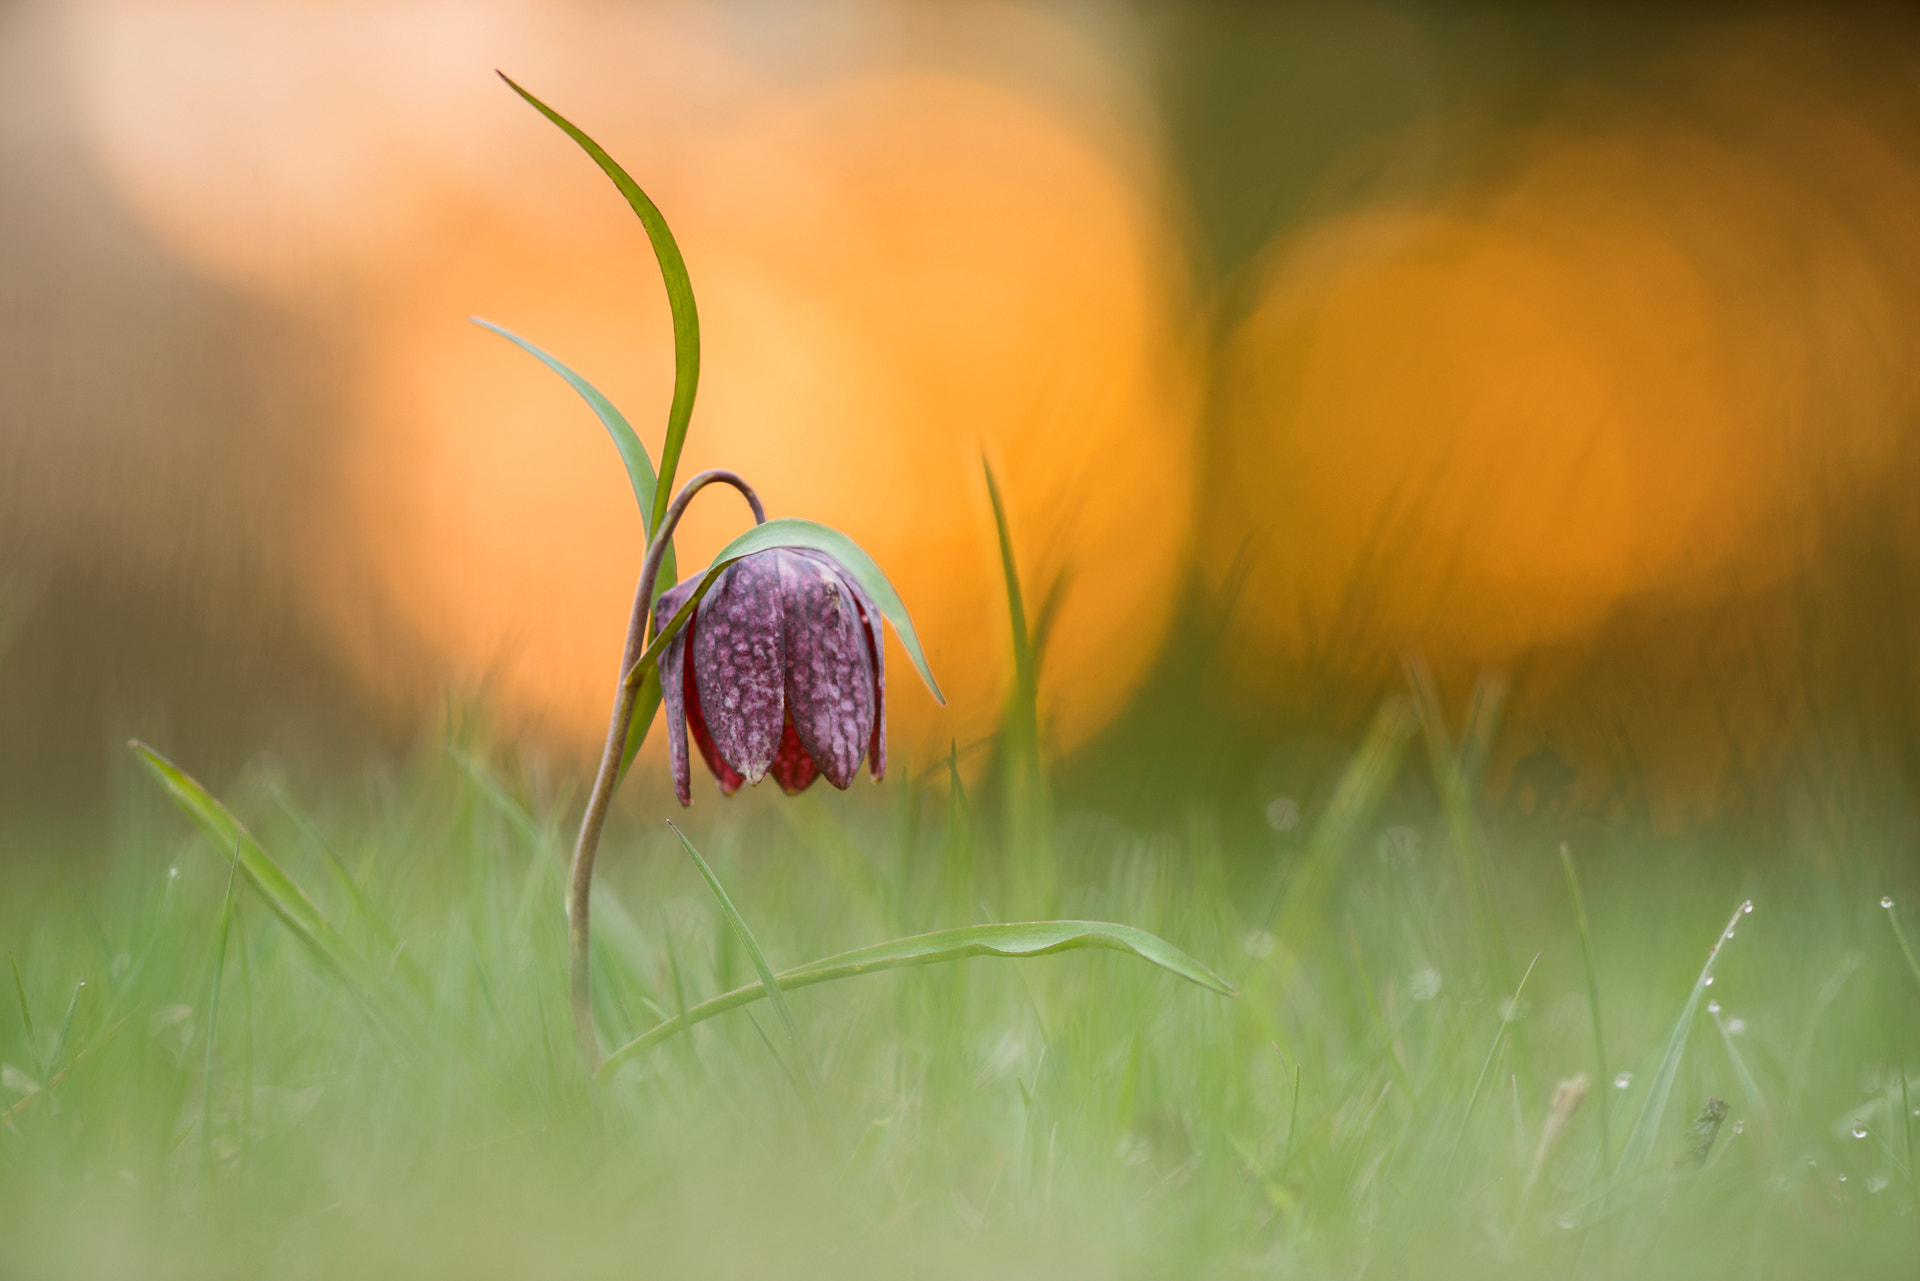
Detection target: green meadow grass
<box><xmin>3</xmin><ymin>713</ymin><xmax>1919</xmax><ymax>1280</ymax></box>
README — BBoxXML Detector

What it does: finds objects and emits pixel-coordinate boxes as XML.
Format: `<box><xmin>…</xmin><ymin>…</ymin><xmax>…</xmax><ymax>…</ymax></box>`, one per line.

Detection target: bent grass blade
<box><xmin>598</xmin><ymin>919</ymin><xmax>1235</xmax><ymax>1081</ymax></box>
<box><xmin>128</xmin><ymin>742</ymin><xmax>407</xmax><ymax>1045</ymax></box>
<box><xmin>668</xmin><ymin>822</ymin><xmax>818</xmax><ymax>1101</ymax></box>
<box><xmin>668</xmin><ymin>822</ymin><xmax>800</xmax><ymax>1044</ymax></box>
<box><xmin>1615</xmin><ymin>898</ymin><xmax>1754</xmax><ymax>1179</ymax></box>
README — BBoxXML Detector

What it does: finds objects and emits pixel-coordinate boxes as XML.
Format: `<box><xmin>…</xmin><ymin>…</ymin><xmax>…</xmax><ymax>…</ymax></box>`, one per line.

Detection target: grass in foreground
<box><xmin>2</xmin><ymin>729</ymin><xmax>1919</xmax><ymax>1280</ymax></box>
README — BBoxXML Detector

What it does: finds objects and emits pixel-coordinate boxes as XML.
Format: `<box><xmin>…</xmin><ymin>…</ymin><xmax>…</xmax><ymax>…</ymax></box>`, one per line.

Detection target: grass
<box><xmin>3</xmin><ymin>714</ymin><xmax>1919</xmax><ymax>1280</ymax></box>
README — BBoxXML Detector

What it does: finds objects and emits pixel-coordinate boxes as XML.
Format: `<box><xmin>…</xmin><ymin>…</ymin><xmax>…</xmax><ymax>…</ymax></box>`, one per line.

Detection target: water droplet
<box><xmin>1703</xmin><ymin>975</ymin><xmax>1715</xmax><ymax>986</ymax></box>
<box><xmin>1853</xmin><ymin>1120</ymin><xmax>1869</xmax><ymax>1139</ymax></box>
<box><xmin>1870</xmin><ymin>1176</ymin><xmax>1889</xmax><ymax>1193</ymax></box>
<box><xmin>1727</xmin><ymin>1017</ymin><xmax>1747</xmax><ymax>1035</ymax></box>
<box><xmin>167</xmin><ymin>867</ymin><xmax>180</xmax><ymax>880</ymax></box>
<box><xmin>1742</xmin><ymin>901</ymin><xmax>1754</xmax><ymax>914</ymax></box>
<box><xmin>1839</xmin><ymin>1174</ymin><xmax>1849</xmax><ymax>1184</ymax></box>
<box><xmin>1724</xmin><ymin>927</ymin><xmax>1736</xmax><ymax>940</ymax></box>
<box><xmin>1614</xmin><ymin>1072</ymin><xmax>1633</xmax><ymax>1090</ymax></box>
<box><xmin>1708</xmin><ymin>1000</ymin><xmax>1721</xmax><ymax>1014</ymax></box>
<box><xmin>1882</xmin><ymin>896</ymin><xmax>1895</xmax><ymax>909</ymax></box>
<box><xmin>1731</xmin><ymin>1120</ymin><xmax>1745</xmax><ymax>1135</ymax></box>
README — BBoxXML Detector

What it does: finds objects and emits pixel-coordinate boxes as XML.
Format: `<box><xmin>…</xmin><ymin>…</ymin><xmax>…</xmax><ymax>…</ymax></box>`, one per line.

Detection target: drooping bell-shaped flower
<box><xmin>655</xmin><ymin>548</ymin><xmax>886</xmax><ymax>804</ymax></box>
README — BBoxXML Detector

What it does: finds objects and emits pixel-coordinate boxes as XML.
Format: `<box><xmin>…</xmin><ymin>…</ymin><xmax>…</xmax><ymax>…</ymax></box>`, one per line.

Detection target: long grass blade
<box><xmin>201</xmin><ymin>851</ymin><xmax>241</xmax><ymax>1187</ymax></box>
<box><xmin>1882</xmin><ymin>895</ymin><xmax>1920</xmax><ymax>994</ymax></box>
<box><xmin>1709</xmin><ymin>1001</ymin><xmax>1770</xmax><ymax>1133</ymax></box>
<box><xmin>0</xmin><ymin>1015</ymin><xmax>130</xmax><ymax>1130</ymax></box>
<box><xmin>1405</xmin><ymin>654</ymin><xmax>1510</xmax><ymax>991</ymax></box>
<box><xmin>599</xmin><ymin>919</ymin><xmax>1234</xmax><ymax>1079</ymax></box>
<box><xmin>1560</xmin><ymin>843</ymin><xmax>1612</xmax><ymax>1168</ymax></box>
<box><xmin>1900</xmin><ymin>1050</ymin><xmax>1914</xmax><ymax>1193</ymax></box>
<box><xmin>982</xmin><ymin>456</ymin><xmax>1037</xmax><ymax>754</ymax></box>
<box><xmin>1615</xmin><ymin>898</ymin><xmax>1752</xmax><ymax>1178</ymax></box>
<box><xmin>1268</xmin><ymin>697</ymin><xmax>1417</xmax><ymax>952</ymax></box>
<box><xmin>129</xmin><ymin>742</ymin><xmax>405</xmax><ymax>1044</ymax></box>
<box><xmin>8</xmin><ymin>954</ymin><xmax>35</xmax><ymax>1077</ymax></box>
<box><xmin>497</xmin><ymin>74</ymin><xmax>698</xmax><ymax>540</ymax></box>
<box><xmin>1450</xmin><ymin>952</ymin><xmax>1541</xmax><ymax>1171</ymax></box>
<box><xmin>51</xmin><ymin>980</ymin><xmax>83</xmax><ymax>1069</ymax></box>
<box><xmin>667</xmin><ymin>822</ymin><xmax>800</xmax><ymax>1044</ymax></box>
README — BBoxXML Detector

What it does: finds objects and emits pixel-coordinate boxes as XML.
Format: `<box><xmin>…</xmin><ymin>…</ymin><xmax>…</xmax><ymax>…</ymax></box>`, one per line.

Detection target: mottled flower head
<box><xmin>655</xmin><ymin>548</ymin><xmax>886</xmax><ymax>804</ymax></box>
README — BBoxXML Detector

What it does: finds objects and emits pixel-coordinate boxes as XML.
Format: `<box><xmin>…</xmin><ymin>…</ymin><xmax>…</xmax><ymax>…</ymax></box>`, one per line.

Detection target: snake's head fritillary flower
<box><xmin>655</xmin><ymin>548</ymin><xmax>886</xmax><ymax>804</ymax></box>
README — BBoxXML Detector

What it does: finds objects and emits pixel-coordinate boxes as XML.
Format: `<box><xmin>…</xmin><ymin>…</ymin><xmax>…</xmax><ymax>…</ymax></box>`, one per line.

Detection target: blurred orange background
<box><xmin>8</xmin><ymin>2</ymin><xmax>1920</xmax><ymax>837</ymax></box>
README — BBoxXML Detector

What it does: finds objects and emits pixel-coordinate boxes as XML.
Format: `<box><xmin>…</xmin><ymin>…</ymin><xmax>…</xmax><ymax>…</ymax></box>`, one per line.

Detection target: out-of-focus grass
<box><xmin>3</xmin><ymin>720</ymin><xmax>1918</xmax><ymax>1280</ymax></box>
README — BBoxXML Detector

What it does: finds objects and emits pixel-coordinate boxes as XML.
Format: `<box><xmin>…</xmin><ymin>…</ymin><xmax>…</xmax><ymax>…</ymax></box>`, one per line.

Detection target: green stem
<box><xmin>568</xmin><ymin>471</ymin><xmax>762</xmax><ymax>1071</ymax></box>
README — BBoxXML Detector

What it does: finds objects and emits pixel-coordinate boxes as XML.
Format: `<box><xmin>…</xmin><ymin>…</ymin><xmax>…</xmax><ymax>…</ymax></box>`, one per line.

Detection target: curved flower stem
<box><xmin>569</xmin><ymin>469</ymin><xmax>765</xmax><ymax>1070</ymax></box>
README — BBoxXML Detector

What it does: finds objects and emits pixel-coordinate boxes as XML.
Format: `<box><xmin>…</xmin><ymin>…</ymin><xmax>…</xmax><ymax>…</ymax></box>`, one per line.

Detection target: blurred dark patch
<box><xmin>0</xmin><ymin>6</ymin><xmax>414</xmax><ymax>846</ymax></box>
<box><xmin>1063</xmin><ymin>1</ymin><xmax>1920</xmax><ymax>865</ymax></box>
<box><xmin>1156</xmin><ymin>0</ymin><xmax>1690</xmax><ymax>288</ymax></box>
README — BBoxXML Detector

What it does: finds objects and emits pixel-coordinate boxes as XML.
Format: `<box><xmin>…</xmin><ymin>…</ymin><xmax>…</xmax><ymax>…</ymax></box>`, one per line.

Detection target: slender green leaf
<box><xmin>468</xmin><ymin>319</ymin><xmax>663</xmax><ymax>542</ymax></box>
<box><xmin>201</xmin><ymin>851</ymin><xmax>241</xmax><ymax>1188</ymax></box>
<box><xmin>981</xmin><ymin>457</ymin><xmax>1036</xmax><ymax>747</ymax></box>
<box><xmin>1616</xmin><ymin>898</ymin><xmax>1752</xmax><ymax>1177</ymax></box>
<box><xmin>628</xmin><ymin>517</ymin><xmax>943</xmax><ymax>705</ymax></box>
<box><xmin>128</xmin><ymin>742</ymin><xmax>403</xmax><ymax>1043</ymax></box>
<box><xmin>1901</xmin><ymin>1050</ymin><xmax>1914</xmax><ymax>1194</ymax></box>
<box><xmin>1709</xmin><ymin>1001</ymin><xmax>1770</xmax><ymax>1131</ymax></box>
<box><xmin>1560</xmin><ymin>842</ymin><xmax>1612</xmax><ymax>1170</ymax></box>
<box><xmin>1884</xmin><ymin>896</ymin><xmax>1920</xmax><ymax>995</ymax></box>
<box><xmin>498</xmin><ymin>73</ymin><xmax>698</xmax><ymax>540</ymax></box>
<box><xmin>1405</xmin><ymin>653</ymin><xmax>1511</xmax><ymax>993</ymax></box>
<box><xmin>8</xmin><ymin>954</ymin><xmax>34</xmax><ymax>1075</ymax></box>
<box><xmin>1267</xmin><ymin>696</ymin><xmax>1417</xmax><ymax>955</ymax></box>
<box><xmin>51</xmin><ymin>981</ymin><xmax>83</xmax><ymax>1070</ymax></box>
<box><xmin>469</xmin><ymin>318</ymin><xmax>679</xmax><ymax>783</ymax></box>
<box><xmin>667</xmin><ymin>822</ymin><xmax>799</xmax><ymax>1043</ymax></box>
<box><xmin>598</xmin><ymin>919</ymin><xmax>1233</xmax><ymax>1080</ymax></box>
<box><xmin>1450</xmin><ymin>952</ymin><xmax>1541</xmax><ymax>1172</ymax></box>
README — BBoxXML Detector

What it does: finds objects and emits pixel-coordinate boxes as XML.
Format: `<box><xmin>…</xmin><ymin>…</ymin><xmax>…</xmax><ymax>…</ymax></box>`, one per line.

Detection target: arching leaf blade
<box><xmin>469</xmin><ymin>316</ymin><xmax>678</xmax><ymax>775</ymax></box>
<box><xmin>471</xmin><ymin>320</ymin><xmax>685</xmax><ymax>586</ymax></box>
<box><xmin>469</xmin><ymin>317</ymin><xmax>660</xmax><ymax>530</ymax></box>
<box><xmin>668</xmin><ymin>823</ymin><xmax>800</xmax><ymax>1042</ymax></box>
<box><xmin>127</xmin><ymin>742</ymin><xmax>407</xmax><ymax>1044</ymax></box>
<box><xmin>1614</xmin><ymin>898</ymin><xmax>1751</xmax><ymax>1178</ymax></box>
<box><xmin>597</xmin><ymin>920</ymin><xmax>1232</xmax><ymax>1080</ymax></box>
<box><xmin>497</xmin><ymin>73</ymin><xmax>698</xmax><ymax>538</ymax></box>
<box><xmin>625</xmin><ymin>519</ymin><xmax>942</xmax><ymax>706</ymax></box>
